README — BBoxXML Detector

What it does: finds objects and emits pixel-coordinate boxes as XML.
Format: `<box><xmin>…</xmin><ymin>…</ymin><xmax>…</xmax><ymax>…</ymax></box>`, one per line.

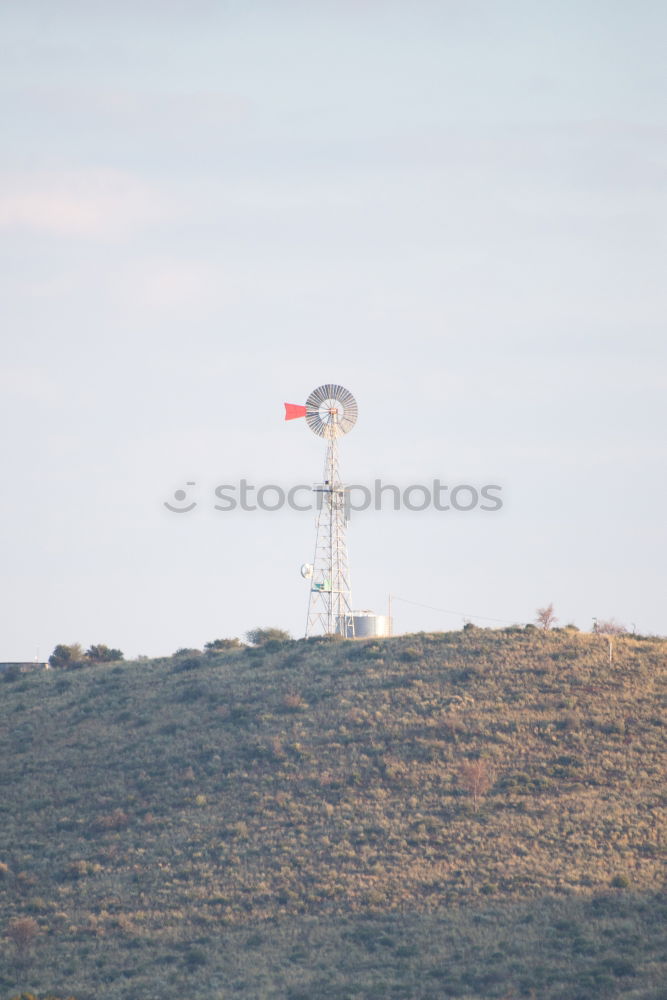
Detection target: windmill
<box><xmin>284</xmin><ymin>384</ymin><xmax>358</xmax><ymax>637</ymax></box>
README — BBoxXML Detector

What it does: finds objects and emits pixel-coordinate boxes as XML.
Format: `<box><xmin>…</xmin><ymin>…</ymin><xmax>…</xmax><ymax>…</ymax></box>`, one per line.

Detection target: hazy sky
<box><xmin>1</xmin><ymin>1</ymin><xmax>665</xmax><ymax>658</ymax></box>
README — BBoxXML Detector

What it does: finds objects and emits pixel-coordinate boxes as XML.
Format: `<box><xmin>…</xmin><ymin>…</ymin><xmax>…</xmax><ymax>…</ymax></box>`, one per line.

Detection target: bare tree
<box><xmin>459</xmin><ymin>759</ymin><xmax>493</xmax><ymax>811</ymax></box>
<box><xmin>6</xmin><ymin>916</ymin><xmax>39</xmax><ymax>965</ymax></box>
<box><xmin>592</xmin><ymin>618</ymin><xmax>627</xmax><ymax>636</ymax></box>
<box><xmin>535</xmin><ymin>603</ymin><xmax>558</xmax><ymax>630</ymax></box>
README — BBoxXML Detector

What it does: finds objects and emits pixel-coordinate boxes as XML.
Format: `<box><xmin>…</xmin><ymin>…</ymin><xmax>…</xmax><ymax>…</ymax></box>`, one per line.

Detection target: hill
<box><xmin>0</xmin><ymin>627</ymin><xmax>665</xmax><ymax>999</ymax></box>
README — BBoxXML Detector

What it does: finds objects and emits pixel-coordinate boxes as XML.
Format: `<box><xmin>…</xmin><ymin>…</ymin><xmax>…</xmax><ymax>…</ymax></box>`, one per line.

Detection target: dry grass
<box><xmin>0</xmin><ymin>627</ymin><xmax>665</xmax><ymax>998</ymax></box>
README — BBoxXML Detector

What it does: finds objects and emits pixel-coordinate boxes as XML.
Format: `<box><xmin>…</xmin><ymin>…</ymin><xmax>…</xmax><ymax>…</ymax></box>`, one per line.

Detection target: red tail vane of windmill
<box><xmin>284</xmin><ymin>402</ymin><xmax>307</xmax><ymax>420</ymax></box>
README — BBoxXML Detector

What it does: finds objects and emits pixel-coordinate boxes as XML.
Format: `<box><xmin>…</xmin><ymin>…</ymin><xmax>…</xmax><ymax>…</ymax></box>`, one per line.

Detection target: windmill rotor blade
<box><xmin>306</xmin><ymin>385</ymin><xmax>328</xmax><ymax>408</ymax></box>
<box><xmin>303</xmin><ymin>384</ymin><xmax>358</xmax><ymax>437</ymax></box>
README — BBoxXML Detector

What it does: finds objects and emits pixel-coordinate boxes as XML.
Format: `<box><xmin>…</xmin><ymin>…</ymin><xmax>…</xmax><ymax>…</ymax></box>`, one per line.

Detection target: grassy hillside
<box><xmin>1</xmin><ymin>627</ymin><xmax>665</xmax><ymax>999</ymax></box>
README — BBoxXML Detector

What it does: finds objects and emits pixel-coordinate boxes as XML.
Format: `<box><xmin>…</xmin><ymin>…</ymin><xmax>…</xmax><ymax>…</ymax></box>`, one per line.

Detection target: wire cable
<box><xmin>392</xmin><ymin>595</ymin><xmax>525</xmax><ymax>627</ymax></box>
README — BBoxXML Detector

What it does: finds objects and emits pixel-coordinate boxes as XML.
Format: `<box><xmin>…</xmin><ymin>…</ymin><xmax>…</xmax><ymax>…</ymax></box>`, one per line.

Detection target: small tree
<box><xmin>86</xmin><ymin>644</ymin><xmax>124</xmax><ymax>663</ymax></box>
<box><xmin>459</xmin><ymin>759</ymin><xmax>493</xmax><ymax>811</ymax></box>
<box><xmin>48</xmin><ymin>643</ymin><xmax>85</xmax><ymax>669</ymax></box>
<box><xmin>535</xmin><ymin>604</ymin><xmax>558</xmax><ymax>630</ymax></box>
<box><xmin>6</xmin><ymin>916</ymin><xmax>39</xmax><ymax>964</ymax></box>
<box><xmin>245</xmin><ymin>627</ymin><xmax>292</xmax><ymax>646</ymax></box>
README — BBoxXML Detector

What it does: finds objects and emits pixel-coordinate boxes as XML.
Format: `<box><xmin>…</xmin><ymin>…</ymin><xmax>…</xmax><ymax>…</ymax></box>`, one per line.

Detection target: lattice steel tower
<box><xmin>284</xmin><ymin>384</ymin><xmax>358</xmax><ymax>637</ymax></box>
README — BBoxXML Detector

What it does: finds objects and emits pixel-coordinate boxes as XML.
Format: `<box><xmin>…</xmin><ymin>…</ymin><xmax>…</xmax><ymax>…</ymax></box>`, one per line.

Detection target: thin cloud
<box><xmin>0</xmin><ymin>365</ymin><xmax>59</xmax><ymax>403</ymax></box>
<box><xmin>0</xmin><ymin>169</ymin><xmax>165</xmax><ymax>237</ymax></box>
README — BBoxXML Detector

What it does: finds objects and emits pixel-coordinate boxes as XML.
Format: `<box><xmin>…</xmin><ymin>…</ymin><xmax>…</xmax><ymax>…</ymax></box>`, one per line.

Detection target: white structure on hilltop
<box><xmin>284</xmin><ymin>383</ymin><xmax>392</xmax><ymax>639</ymax></box>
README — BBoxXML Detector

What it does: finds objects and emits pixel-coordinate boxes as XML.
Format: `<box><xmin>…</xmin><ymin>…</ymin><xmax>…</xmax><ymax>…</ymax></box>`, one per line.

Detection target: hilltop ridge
<box><xmin>1</xmin><ymin>627</ymin><xmax>665</xmax><ymax>998</ymax></box>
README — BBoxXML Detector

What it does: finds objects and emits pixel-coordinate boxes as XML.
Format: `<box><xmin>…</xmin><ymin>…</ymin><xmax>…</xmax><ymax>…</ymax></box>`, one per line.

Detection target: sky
<box><xmin>1</xmin><ymin>1</ymin><xmax>665</xmax><ymax>659</ymax></box>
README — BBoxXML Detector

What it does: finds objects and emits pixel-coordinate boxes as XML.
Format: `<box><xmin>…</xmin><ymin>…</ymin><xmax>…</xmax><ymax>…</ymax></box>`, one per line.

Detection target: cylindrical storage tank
<box><xmin>351</xmin><ymin>611</ymin><xmax>392</xmax><ymax>638</ymax></box>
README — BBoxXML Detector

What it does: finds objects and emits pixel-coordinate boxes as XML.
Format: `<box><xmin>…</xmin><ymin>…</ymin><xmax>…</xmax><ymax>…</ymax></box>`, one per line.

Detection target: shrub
<box><xmin>48</xmin><ymin>644</ymin><xmax>85</xmax><ymax>670</ymax></box>
<box><xmin>593</xmin><ymin>619</ymin><xmax>628</xmax><ymax>636</ymax></box>
<box><xmin>281</xmin><ymin>692</ymin><xmax>307</xmax><ymax>712</ymax></box>
<box><xmin>601</xmin><ymin>957</ymin><xmax>636</xmax><ymax>977</ymax></box>
<box><xmin>90</xmin><ymin>809</ymin><xmax>130</xmax><ymax>833</ymax></box>
<box><xmin>441</xmin><ymin>713</ymin><xmax>464</xmax><ymax>743</ymax></box>
<box><xmin>245</xmin><ymin>627</ymin><xmax>292</xmax><ymax>646</ymax></box>
<box><xmin>348</xmin><ymin>641</ymin><xmax>384</xmax><ymax>661</ymax></box>
<box><xmin>184</xmin><ymin>946</ymin><xmax>208</xmax><ymax>969</ymax></box>
<box><xmin>177</xmin><ymin>683</ymin><xmax>206</xmax><ymax>702</ymax></box>
<box><xmin>61</xmin><ymin>860</ymin><xmax>90</xmax><ymax>880</ymax></box>
<box><xmin>174</xmin><ymin>656</ymin><xmax>203</xmax><ymax>672</ymax></box>
<box><xmin>173</xmin><ymin>647</ymin><xmax>201</xmax><ymax>660</ymax></box>
<box><xmin>85</xmin><ymin>644</ymin><xmax>124</xmax><ymax>662</ymax></box>
<box><xmin>204</xmin><ymin>638</ymin><xmax>241</xmax><ymax>652</ymax></box>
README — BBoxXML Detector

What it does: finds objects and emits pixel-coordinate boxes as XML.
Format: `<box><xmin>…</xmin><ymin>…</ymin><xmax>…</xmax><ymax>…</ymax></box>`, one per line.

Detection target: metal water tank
<box><xmin>351</xmin><ymin>611</ymin><xmax>392</xmax><ymax>638</ymax></box>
